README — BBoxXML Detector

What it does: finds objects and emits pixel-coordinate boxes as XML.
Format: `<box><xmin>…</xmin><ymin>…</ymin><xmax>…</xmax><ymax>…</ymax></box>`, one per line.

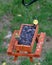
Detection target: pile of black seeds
<box><xmin>18</xmin><ymin>25</ymin><xmax>36</xmax><ymax>45</ymax></box>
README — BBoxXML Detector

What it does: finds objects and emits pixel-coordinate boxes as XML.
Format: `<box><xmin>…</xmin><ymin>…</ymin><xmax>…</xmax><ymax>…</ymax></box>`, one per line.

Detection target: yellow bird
<box><xmin>33</xmin><ymin>19</ymin><xmax>38</xmax><ymax>25</ymax></box>
<box><xmin>15</xmin><ymin>33</ymin><xmax>20</xmax><ymax>38</ymax></box>
<box><xmin>2</xmin><ymin>62</ymin><xmax>6</xmax><ymax>65</ymax></box>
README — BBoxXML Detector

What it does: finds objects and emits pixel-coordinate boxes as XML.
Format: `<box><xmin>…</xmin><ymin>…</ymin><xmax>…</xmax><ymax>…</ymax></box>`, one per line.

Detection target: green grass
<box><xmin>20</xmin><ymin>58</ymin><xmax>34</xmax><ymax>65</ymax></box>
<box><xmin>0</xmin><ymin>0</ymin><xmax>52</xmax><ymax>35</ymax></box>
<box><xmin>41</xmin><ymin>50</ymin><xmax>52</xmax><ymax>65</ymax></box>
<box><xmin>0</xmin><ymin>29</ymin><xmax>7</xmax><ymax>52</ymax></box>
<box><xmin>32</xmin><ymin>42</ymin><xmax>37</xmax><ymax>53</ymax></box>
<box><xmin>0</xmin><ymin>0</ymin><xmax>52</xmax><ymax>64</ymax></box>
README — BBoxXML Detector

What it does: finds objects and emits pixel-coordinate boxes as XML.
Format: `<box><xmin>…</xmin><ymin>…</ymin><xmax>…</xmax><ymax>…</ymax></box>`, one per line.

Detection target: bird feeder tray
<box><xmin>15</xmin><ymin>24</ymin><xmax>38</xmax><ymax>52</ymax></box>
<box><xmin>7</xmin><ymin>24</ymin><xmax>46</xmax><ymax>62</ymax></box>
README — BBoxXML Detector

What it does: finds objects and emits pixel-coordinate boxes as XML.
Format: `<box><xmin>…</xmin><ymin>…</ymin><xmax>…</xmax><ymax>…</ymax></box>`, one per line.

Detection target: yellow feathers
<box><xmin>2</xmin><ymin>62</ymin><xmax>6</xmax><ymax>65</ymax></box>
<box><xmin>33</xmin><ymin>20</ymin><xmax>38</xmax><ymax>25</ymax></box>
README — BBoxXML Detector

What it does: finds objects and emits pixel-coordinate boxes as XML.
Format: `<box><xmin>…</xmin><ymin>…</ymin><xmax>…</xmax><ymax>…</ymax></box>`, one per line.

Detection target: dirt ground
<box><xmin>0</xmin><ymin>15</ymin><xmax>52</xmax><ymax>65</ymax></box>
<box><xmin>0</xmin><ymin>14</ymin><xmax>13</xmax><ymax>32</ymax></box>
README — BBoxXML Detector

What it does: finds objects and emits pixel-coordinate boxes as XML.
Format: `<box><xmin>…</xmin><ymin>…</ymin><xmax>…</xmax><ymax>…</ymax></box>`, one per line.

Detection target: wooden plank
<box><xmin>7</xmin><ymin>30</ymin><xmax>19</xmax><ymax>54</ymax></box>
<box><xmin>34</xmin><ymin>32</ymin><xmax>46</xmax><ymax>57</ymax></box>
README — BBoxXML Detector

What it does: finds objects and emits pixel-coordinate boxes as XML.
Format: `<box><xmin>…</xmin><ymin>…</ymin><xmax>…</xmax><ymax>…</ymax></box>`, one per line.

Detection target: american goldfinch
<box><xmin>33</xmin><ymin>20</ymin><xmax>38</xmax><ymax>25</ymax></box>
<box><xmin>2</xmin><ymin>62</ymin><xmax>6</xmax><ymax>65</ymax></box>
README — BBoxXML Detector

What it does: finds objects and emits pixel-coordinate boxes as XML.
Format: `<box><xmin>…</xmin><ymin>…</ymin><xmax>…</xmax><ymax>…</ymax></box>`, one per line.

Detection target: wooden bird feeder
<box><xmin>7</xmin><ymin>24</ymin><xmax>46</xmax><ymax>62</ymax></box>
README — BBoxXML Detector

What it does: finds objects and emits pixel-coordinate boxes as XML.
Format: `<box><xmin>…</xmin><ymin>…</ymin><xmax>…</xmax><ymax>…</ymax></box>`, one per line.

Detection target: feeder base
<box><xmin>7</xmin><ymin>30</ymin><xmax>46</xmax><ymax>62</ymax></box>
